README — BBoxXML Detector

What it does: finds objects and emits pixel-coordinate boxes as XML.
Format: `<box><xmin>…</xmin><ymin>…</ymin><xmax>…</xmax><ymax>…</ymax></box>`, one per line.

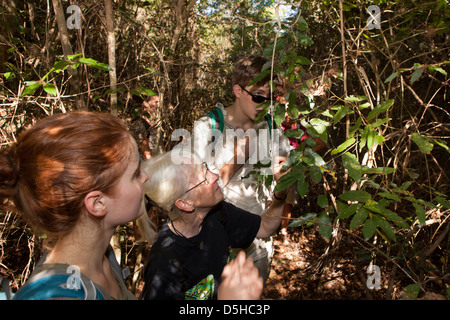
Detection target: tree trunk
<box><xmin>104</xmin><ymin>0</ymin><xmax>118</xmax><ymax>116</ymax></box>
<box><xmin>51</xmin><ymin>0</ymin><xmax>85</xmax><ymax>110</ymax></box>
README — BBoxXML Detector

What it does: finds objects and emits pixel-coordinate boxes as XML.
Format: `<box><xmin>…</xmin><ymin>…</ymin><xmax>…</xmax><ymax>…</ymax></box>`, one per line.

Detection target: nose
<box><xmin>206</xmin><ymin>170</ymin><xmax>219</xmax><ymax>184</ymax></box>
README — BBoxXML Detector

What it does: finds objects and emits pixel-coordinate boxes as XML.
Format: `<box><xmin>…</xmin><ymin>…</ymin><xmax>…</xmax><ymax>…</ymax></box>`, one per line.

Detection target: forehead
<box><xmin>250</xmin><ymin>83</ymin><xmax>270</xmax><ymax>93</ymax></box>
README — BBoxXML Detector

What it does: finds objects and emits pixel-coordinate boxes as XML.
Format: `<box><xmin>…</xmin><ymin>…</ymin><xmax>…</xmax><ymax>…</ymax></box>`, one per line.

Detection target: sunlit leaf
<box><xmin>411</xmin><ymin>133</ymin><xmax>433</xmax><ymax>154</ymax></box>
<box><xmin>43</xmin><ymin>83</ymin><xmax>57</xmax><ymax>96</ymax></box>
<box><xmin>342</xmin><ymin>152</ymin><xmax>361</xmax><ymax>182</ymax></box>
<box><xmin>21</xmin><ymin>81</ymin><xmax>42</xmax><ymax>96</ymax></box>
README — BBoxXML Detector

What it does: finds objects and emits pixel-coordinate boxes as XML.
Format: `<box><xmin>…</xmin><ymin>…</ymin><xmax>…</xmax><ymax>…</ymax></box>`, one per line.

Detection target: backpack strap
<box><xmin>207</xmin><ymin>106</ymin><xmax>224</xmax><ymax>134</ymax></box>
<box><xmin>13</xmin><ymin>268</ymin><xmax>103</xmax><ymax>300</ymax></box>
<box><xmin>106</xmin><ymin>245</ymin><xmax>131</xmax><ymax>280</ymax></box>
<box><xmin>0</xmin><ymin>277</ymin><xmax>13</xmax><ymax>300</ymax></box>
<box><xmin>264</xmin><ymin>113</ymin><xmax>276</xmax><ymax>130</ymax></box>
<box><xmin>206</xmin><ymin>105</ymin><xmax>275</xmax><ymax>149</ymax></box>
<box><xmin>13</xmin><ymin>245</ymin><xmax>124</xmax><ymax>300</ymax></box>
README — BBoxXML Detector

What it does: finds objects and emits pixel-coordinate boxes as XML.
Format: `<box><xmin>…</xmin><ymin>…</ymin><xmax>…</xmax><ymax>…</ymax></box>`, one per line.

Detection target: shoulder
<box><xmin>215</xmin><ymin>201</ymin><xmax>261</xmax><ymax>249</ymax></box>
<box><xmin>147</xmin><ymin>224</ymin><xmax>181</xmax><ymax>266</ymax></box>
<box><xmin>213</xmin><ymin>201</ymin><xmax>261</xmax><ymax>228</ymax></box>
<box><xmin>13</xmin><ymin>264</ymin><xmax>104</xmax><ymax>300</ymax></box>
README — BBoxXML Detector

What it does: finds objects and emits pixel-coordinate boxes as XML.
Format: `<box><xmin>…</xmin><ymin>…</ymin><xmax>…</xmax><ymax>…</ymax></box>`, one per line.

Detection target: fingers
<box><xmin>218</xmin><ymin>251</ymin><xmax>263</xmax><ymax>300</ymax></box>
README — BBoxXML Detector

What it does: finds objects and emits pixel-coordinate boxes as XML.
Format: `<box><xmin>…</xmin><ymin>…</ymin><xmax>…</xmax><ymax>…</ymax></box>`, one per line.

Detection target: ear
<box><xmin>174</xmin><ymin>198</ymin><xmax>194</xmax><ymax>213</ymax></box>
<box><xmin>233</xmin><ymin>84</ymin><xmax>242</xmax><ymax>99</ymax></box>
<box><xmin>84</xmin><ymin>191</ymin><xmax>107</xmax><ymax>218</ymax></box>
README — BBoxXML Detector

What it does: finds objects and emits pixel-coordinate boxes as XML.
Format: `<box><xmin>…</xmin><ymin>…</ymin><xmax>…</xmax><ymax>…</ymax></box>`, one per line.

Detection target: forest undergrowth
<box><xmin>1</xmin><ymin>0</ymin><xmax>449</xmax><ymax>300</ymax></box>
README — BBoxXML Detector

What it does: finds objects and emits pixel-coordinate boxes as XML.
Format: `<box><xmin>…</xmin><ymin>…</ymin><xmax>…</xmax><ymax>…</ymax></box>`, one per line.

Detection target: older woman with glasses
<box><xmin>139</xmin><ymin>152</ymin><xmax>288</xmax><ymax>300</ymax></box>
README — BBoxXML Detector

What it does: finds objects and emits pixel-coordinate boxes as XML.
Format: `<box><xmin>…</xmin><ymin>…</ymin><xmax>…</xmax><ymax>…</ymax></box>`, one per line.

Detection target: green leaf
<box><xmin>77</xmin><ymin>57</ymin><xmax>112</xmax><ymax>71</ymax></box>
<box><xmin>433</xmin><ymin>66</ymin><xmax>447</xmax><ymax>76</ymax></box>
<box><xmin>288</xmin><ymin>213</ymin><xmax>317</xmax><ymax>227</ymax></box>
<box><xmin>338</xmin><ymin>203</ymin><xmax>360</xmax><ymax>219</ymax></box>
<box><xmin>371</xmin><ymin>118</ymin><xmax>391</xmax><ymax>128</ymax></box>
<box><xmin>263</xmin><ymin>38</ymin><xmax>285</xmax><ymax>57</ymax></box>
<box><xmin>384</xmin><ymin>71</ymin><xmax>399</xmax><ymax>83</ymax></box>
<box><xmin>297</xmin><ymin>33</ymin><xmax>314</xmax><ymax>46</ymax></box>
<box><xmin>373</xmin><ymin>214</ymin><xmax>396</xmax><ymax>241</ymax></box>
<box><xmin>401</xmin><ymin>283</ymin><xmax>421</xmax><ymax>300</ymax></box>
<box><xmin>411</xmin><ymin>133</ymin><xmax>433</xmax><ymax>154</ymax></box>
<box><xmin>413</xmin><ymin>203</ymin><xmax>426</xmax><ymax>226</ymax></box>
<box><xmin>273</xmin><ymin>103</ymin><xmax>286</xmax><ymax>127</ymax></box>
<box><xmin>339</xmin><ymin>190</ymin><xmax>372</xmax><ymax>202</ymax></box>
<box><xmin>303</xmin><ymin>148</ymin><xmax>325</xmax><ymax>167</ymax></box>
<box><xmin>317</xmin><ymin>194</ymin><xmax>328</xmax><ymax>208</ymax></box>
<box><xmin>284</xmin><ymin>128</ymin><xmax>305</xmax><ymax>139</ymax></box>
<box><xmin>249</xmin><ymin>69</ymin><xmax>271</xmax><ymax>86</ymax></box>
<box><xmin>362</xmin><ymin>218</ymin><xmax>377</xmax><ymax>240</ymax></box>
<box><xmin>21</xmin><ymin>81</ymin><xmax>42</xmax><ymax>97</ymax></box>
<box><xmin>318</xmin><ymin>213</ymin><xmax>332</xmax><ymax>239</ymax></box>
<box><xmin>305</xmin><ymin>137</ymin><xmax>317</xmax><ymax>148</ymax></box>
<box><xmin>287</xmin><ymin>92</ymin><xmax>299</xmax><ymax>119</ymax></box>
<box><xmin>361</xmin><ymin>167</ymin><xmax>395</xmax><ymax>175</ymax></box>
<box><xmin>367</xmin><ymin>99</ymin><xmax>394</xmax><ymax>121</ymax></box>
<box><xmin>67</xmin><ymin>53</ymin><xmax>83</xmax><ymax>60</ymax></box>
<box><xmin>297</xmin><ymin>173</ymin><xmax>309</xmax><ymax>198</ymax></box>
<box><xmin>274</xmin><ymin>170</ymin><xmax>298</xmax><ymax>192</ymax></box>
<box><xmin>43</xmin><ymin>83</ymin><xmax>57</xmax><ymax>96</ymax></box>
<box><xmin>366</xmin><ymin>129</ymin><xmax>376</xmax><ymax>150</ymax></box>
<box><xmin>132</xmin><ymin>87</ymin><xmax>157</xmax><ymax>97</ymax></box>
<box><xmin>333</xmin><ymin>105</ymin><xmax>351</xmax><ymax>124</ymax></box>
<box><xmin>348</xmin><ymin>118</ymin><xmax>362</xmax><ymax>138</ymax></box>
<box><xmin>411</xmin><ymin>68</ymin><xmax>423</xmax><ymax>84</ymax></box>
<box><xmin>433</xmin><ymin>139</ymin><xmax>450</xmax><ymax>153</ymax></box>
<box><xmin>296</xmin><ymin>56</ymin><xmax>312</xmax><ymax>65</ymax></box>
<box><xmin>309</xmin><ymin>118</ymin><xmax>330</xmax><ymax>134</ymax></box>
<box><xmin>3</xmin><ymin>71</ymin><xmax>13</xmax><ymax>79</ymax></box>
<box><xmin>349</xmin><ymin>208</ymin><xmax>369</xmax><ymax>230</ymax></box>
<box><xmin>254</xmin><ymin>106</ymin><xmax>270</xmax><ymax>124</ymax></box>
<box><xmin>345</xmin><ymin>95</ymin><xmax>367</xmax><ymax>102</ymax></box>
<box><xmin>435</xmin><ymin>197</ymin><xmax>450</xmax><ymax>210</ymax></box>
<box><xmin>342</xmin><ymin>152</ymin><xmax>362</xmax><ymax>182</ymax></box>
<box><xmin>378</xmin><ymin>191</ymin><xmax>402</xmax><ymax>202</ymax></box>
<box><xmin>332</xmin><ymin>137</ymin><xmax>355</xmax><ymax>155</ymax></box>
<box><xmin>379</xmin><ymin>207</ymin><xmax>409</xmax><ymax>229</ymax></box>
<box><xmin>309</xmin><ymin>166</ymin><xmax>323</xmax><ymax>183</ymax></box>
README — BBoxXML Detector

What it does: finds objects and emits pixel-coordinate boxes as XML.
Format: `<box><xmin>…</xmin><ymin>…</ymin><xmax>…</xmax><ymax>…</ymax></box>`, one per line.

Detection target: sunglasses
<box><xmin>239</xmin><ymin>86</ymin><xmax>276</xmax><ymax>104</ymax></box>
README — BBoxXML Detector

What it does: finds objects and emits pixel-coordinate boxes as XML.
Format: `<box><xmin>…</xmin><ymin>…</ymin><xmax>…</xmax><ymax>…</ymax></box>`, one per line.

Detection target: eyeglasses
<box><xmin>239</xmin><ymin>85</ymin><xmax>276</xmax><ymax>104</ymax></box>
<box><xmin>182</xmin><ymin>162</ymin><xmax>209</xmax><ymax>194</ymax></box>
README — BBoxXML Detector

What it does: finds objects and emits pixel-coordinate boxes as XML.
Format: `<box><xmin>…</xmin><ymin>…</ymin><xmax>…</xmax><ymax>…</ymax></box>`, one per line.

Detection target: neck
<box><xmin>226</xmin><ymin>102</ymin><xmax>254</xmax><ymax>131</ymax></box>
<box><xmin>170</xmin><ymin>209</ymin><xmax>209</xmax><ymax>238</ymax></box>
<box><xmin>45</xmin><ymin>217</ymin><xmax>113</xmax><ymax>273</ymax></box>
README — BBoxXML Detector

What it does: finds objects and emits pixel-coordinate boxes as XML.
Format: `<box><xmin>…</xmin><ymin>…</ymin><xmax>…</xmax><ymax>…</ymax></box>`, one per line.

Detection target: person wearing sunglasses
<box><xmin>190</xmin><ymin>55</ymin><xmax>292</xmax><ymax>283</ymax></box>
<box><xmin>139</xmin><ymin>151</ymin><xmax>288</xmax><ymax>300</ymax></box>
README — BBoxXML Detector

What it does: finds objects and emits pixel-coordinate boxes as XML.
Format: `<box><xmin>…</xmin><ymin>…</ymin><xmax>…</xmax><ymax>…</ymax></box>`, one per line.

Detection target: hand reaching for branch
<box><xmin>218</xmin><ymin>251</ymin><xmax>263</xmax><ymax>300</ymax></box>
<box><xmin>272</xmin><ymin>155</ymin><xmax>288</xmax><ymax>183</ymax></box>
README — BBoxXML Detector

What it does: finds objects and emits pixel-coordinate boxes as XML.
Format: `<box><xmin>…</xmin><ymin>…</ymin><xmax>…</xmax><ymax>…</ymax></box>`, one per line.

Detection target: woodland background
<box><xmin>0</xmin><ymin>0</ymin><xmax>449</xmax><ymax>300</ymax></box>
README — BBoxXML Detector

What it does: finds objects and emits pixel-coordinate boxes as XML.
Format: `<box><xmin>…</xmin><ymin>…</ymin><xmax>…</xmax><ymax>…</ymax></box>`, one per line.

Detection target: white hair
<box><xmin>141</xmin><ymin>151</ymin><xmax>193</xmax><ymax>212</ymax></box>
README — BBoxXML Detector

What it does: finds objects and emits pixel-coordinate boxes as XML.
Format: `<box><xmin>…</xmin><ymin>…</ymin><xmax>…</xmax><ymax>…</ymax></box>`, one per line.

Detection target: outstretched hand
<box><xmin>272</xmin><ymin>155</ymin><xmax>288</xmax><ymax>183</ymax></box>
<box><xmin>218</xmin><ymin>251</ymin><xmax>263</xmax><ymax>300</ymax></box>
